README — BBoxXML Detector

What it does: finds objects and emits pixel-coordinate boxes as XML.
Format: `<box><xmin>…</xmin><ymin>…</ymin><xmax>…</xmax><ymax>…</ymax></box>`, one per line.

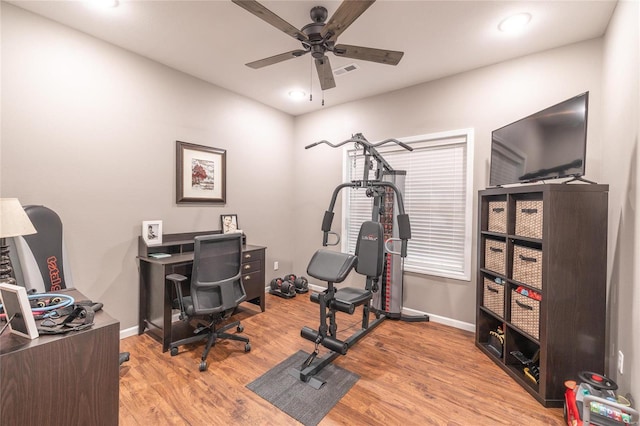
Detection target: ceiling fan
<box><xmin>232</xmin><ymin>0</ymin><xmax>404</xmax><ymax>91</ymax></box>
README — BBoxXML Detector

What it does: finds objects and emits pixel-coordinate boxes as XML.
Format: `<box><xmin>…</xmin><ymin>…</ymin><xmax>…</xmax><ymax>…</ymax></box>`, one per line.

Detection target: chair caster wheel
<box><xmin>237</xmin><ymin>324</ymin><xmax>244</xmax><ymax>333</ymax></box>
<box><xmin>199</xmin><ymin>361</ymin><xmax>208</xmax><ymax>372</ymax></box>
<box><xmin>245</xmin><ymin>343</ymin><xmax>251</xmax><ymax>352</ymax></box>
<box><xmin>170</xmin><ymin>347</ymin><xmax>179</xmax><ymax>356</ymax></box>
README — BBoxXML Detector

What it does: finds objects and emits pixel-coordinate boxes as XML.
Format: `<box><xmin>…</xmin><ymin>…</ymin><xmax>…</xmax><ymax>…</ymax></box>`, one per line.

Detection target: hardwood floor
<box><xmin>119</xmin><ymin>292</ymin><xmax>565</xmax><ymax>425</ymax></box>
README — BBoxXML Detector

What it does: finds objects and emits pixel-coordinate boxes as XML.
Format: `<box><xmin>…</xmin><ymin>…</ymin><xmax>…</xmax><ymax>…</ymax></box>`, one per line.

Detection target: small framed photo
<box><xmin>221</xmin><ymin>214</ymin><xmax>239</xmax><ymax>234</ymax></box>
<box><xmin>0</xmin><ymin>283</ymin><xmax>39</xmax><ymax>339</ymax></box>
<box><xmin>176</xmin><ymin>141</ymin><xmax>226</xmax><ymax>204</ymax></box>
<box><xmin>142</xmin><ymin>220</ymin><xmax>163</xmax><ymax>246</ymax></box>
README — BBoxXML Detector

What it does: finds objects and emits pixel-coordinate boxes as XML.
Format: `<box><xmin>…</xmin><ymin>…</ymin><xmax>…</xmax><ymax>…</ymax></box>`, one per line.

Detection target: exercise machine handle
<box><xmin>385</xmin><ymin>237</ymin><xmax>409</xmax><ymax>258</ymax></box>
<box><xmin>324</xmin><ymin>231</ymin><xmax>341</xmax><ymax>247</ymax></box>
<box><xmin>385</xmin><ymin>238</ymin><xmax>401</xmax><ymax>256</ymax></box>
<box><xmin>306</xmin><ymin>134</ymin><xmax>413</xmax><ymax>153</ymax></box>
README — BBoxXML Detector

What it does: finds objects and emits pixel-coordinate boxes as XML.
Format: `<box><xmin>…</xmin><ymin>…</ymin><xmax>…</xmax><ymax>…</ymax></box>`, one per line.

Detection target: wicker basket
<box><xmin>483</xmin><ymin>277</ymin><xmax>504</xmax><ymax>317</ymax></box>
<box><xmin>512</xmin><ymin>245</ymin><xmax>543</xmax><ymax>289</ymax></box>
<box><xmin>484</xmin><ymin>239</ymin><xmax>506</xmax><ymax>275</ymax></box>
<box><xmin>515</xmin><ymin>200</ymin><xmax>543</xmax><ymax>239</ymax></box>
<box><xmin>511</xmin><ymin>290</ymin><xmax>540</xmax><ymax>339</ymax></box>
<box><xmin>487</xmin><ymin>201</ymin><xmax>507</xmax><ymax>233</ymax></box>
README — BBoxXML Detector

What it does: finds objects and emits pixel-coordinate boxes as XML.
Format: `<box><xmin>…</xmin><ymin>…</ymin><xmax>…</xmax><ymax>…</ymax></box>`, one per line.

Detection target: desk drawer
<box><xmin>241</xmin><ymin>259</ymin><xmax>262</xmax><ymax>274</ymax></box>
<box><xmin>242</xmin><ymin>249</ymin><xmax>264</xmax><ymax>263</ymax></box>
<box><xmin>242</xmin><ymin>270</ymin><xmax>264</xmax><ymax>300</ymax></box>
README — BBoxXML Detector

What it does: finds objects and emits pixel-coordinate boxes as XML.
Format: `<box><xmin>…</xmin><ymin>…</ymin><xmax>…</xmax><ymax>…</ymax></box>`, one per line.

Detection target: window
<box><xmin>342</xmin><ymin>129</ymin><xmax>474</xmax><ymax>280</ymax></box>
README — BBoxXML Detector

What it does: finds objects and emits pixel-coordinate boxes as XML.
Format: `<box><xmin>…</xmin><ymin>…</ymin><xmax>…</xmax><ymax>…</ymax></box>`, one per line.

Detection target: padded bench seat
<box><xmin>335</xmin><ymin>287</ymin><xmax>372</xmax><ymax>306</ymax></box>
<box><xmin>307</xmin><ymin>249</ymin><xmax>357</xmax><ymax>283</ymax></box>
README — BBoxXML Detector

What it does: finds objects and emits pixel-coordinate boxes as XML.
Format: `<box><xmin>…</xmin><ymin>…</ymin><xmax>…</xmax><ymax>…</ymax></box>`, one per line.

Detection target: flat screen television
<box><xmin>489</xmin><ymin>92</ymin><xmax>589</xmax><ymax>187</ymax></box>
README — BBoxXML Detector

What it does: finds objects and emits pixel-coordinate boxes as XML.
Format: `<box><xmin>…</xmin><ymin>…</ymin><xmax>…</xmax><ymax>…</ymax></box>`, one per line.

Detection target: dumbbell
<box><xmin>294</xmin><ymin>276</ymin><xmax>309</xmax><ymax>293</ymax></box>
<box><xmin>283</xmin><ymin>273</ymin><xmax>309</xmax><ymax>294</ymax></box>
<box><xmin>270</xmin><ymin>277</ymin><xmax>296</xmax><ymax>296</ymax></box>
<box><xmin>282</xmin><ymin>274</ymin><xmax>309</xmax><ymax>293</ymax></box>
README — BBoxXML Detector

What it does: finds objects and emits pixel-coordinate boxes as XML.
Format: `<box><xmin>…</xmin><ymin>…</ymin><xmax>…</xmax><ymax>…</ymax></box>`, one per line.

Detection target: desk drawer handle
<box><xmin>244</xmin><ymin>275</ymin><xmax>251</xmax><ymax>281</ymax></box>
<box><xmin>244</xmin><ymin>265</ymin><xmax>251</xmax><ymax>270</ymax></box>
<box><xmin>244</xmin><ymin>254</ymin><xmax>252</xmax><ymax>259</ymax></box>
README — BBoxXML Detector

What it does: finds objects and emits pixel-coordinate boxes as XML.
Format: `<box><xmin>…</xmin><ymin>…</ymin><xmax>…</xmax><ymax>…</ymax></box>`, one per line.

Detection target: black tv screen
<box><xmin>489</xmin><ymin>92</ymin><xmax>589</xmax><ymax>186</ymax></box>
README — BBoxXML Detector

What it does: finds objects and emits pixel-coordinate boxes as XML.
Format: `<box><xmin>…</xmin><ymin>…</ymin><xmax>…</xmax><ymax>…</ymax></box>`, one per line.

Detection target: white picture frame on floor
<box><xmin>0</xmin><ymin>283</ymin><xmax>39</xmax><ymax>339</ymax></box>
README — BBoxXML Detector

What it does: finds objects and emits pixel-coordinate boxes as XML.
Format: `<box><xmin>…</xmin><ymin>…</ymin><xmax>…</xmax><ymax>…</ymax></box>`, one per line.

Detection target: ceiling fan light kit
<box><xmin>233</xmin><ymin>0</ymin><xmax>404</xmax><ymax>97</ymax></box>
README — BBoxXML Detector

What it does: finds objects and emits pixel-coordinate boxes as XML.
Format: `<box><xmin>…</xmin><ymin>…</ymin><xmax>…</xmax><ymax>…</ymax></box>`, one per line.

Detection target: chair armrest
<box><xmin>166</xmin><ymin>273</ymin><xmax>187</xmax><ymax>283</ymax></box>
<box><xmin>166</xmin><ymin>273</ymin><xmax>188</xmax><ymax>320</ymax></box>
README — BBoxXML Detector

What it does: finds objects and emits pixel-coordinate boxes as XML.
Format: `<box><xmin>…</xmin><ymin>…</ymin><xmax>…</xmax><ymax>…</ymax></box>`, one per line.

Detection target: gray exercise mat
<box><xmin>246</xmin><ymin>350</ymin><xmax>359</xmax><ymax>426</ymax></box>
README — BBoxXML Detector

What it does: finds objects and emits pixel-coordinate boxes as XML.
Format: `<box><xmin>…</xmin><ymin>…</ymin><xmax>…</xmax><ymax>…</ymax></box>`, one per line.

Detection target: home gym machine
<box><xmin>292</xmin><ymin>133</ymin><xmax>426</xmax><ymax>388</ymax></box>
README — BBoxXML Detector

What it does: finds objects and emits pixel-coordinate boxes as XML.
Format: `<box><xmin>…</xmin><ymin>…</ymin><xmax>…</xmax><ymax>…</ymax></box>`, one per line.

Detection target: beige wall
<box><xmin>1</xmin><ymin>4</ymin><xmax>297</xmax><ymax>330</ymax></box>
<box><xmin>600</xmin><ymin>0</ymin><xmax>640</xmax><ymax>399</ymax></box>
<box><xmin>2</xmin><ymin>0</ymin><xmax>638</xmax><ymax>397</ymax></box>
<box><xmin>293</xmin><ymin>39</ymin><xmax>604</xmax><ymax>327</ymax></box>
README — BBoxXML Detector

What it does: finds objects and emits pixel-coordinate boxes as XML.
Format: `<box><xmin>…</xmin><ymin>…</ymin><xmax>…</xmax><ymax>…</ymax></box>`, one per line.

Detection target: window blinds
<box><xmin>344</xmin><ymin>132</ymin><xmax>472</xmax><ymax>280</ymax></box>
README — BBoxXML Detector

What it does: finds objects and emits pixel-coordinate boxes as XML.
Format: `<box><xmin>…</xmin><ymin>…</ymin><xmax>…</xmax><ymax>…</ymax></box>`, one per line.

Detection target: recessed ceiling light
<box><xmin>288</xmin><ymin>90</ymin><xmax>306</xmax><ymax>101</ymax></box>
<box><xmin>89</xmin><ymin>0</ymin><xmax>119</xmax><ymax>9</ymax></box>
<box><xmin>498</xmin><ymin>13</ymin><xmax>531</xmax><ymax>33</ymax></box>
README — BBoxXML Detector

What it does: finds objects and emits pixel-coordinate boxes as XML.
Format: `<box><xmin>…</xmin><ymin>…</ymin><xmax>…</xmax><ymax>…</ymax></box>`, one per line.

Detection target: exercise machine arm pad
<box><xmin>397</xmin><ymin>214</ymin><xmax>411</xmax><ymax>240</ymax></box>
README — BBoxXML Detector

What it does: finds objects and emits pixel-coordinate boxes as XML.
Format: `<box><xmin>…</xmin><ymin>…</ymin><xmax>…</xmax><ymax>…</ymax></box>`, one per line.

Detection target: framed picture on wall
<box><xmin>176</xmin><ymin>141</ymin><xmax>226</xmax><ymax>204</ymax></box>
<box><xmin>221</xmin><ymin>214</ymin><xmax>239</xmax><ymax>234</ymax></box>
<box><xmin>142</xmin><ymin>220</ymin><xmax>163</xmax><ymax>246</ymax></box>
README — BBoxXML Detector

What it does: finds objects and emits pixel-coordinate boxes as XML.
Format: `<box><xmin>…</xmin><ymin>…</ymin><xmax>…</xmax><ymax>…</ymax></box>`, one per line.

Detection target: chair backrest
<box><xmin>354</xmin><ymin>221</ymin><xmax>385</xmax><ymax>279</ymax></box>
<box><xmin>190</xmin><ymin>233</ymin><xmax>246</xmax><ymax>315</ymax></box>
<box><xmin>10</xmin><ymin>205</ymin><xmax>73</xmax><ymax>293</ymax></box>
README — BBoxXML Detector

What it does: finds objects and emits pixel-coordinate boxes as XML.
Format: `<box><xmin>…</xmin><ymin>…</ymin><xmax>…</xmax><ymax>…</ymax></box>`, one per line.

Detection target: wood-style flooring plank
<box><xmin>119</xmin><ymin>293</ymin><xmax>564</xmax><ymax>425</ymax></box>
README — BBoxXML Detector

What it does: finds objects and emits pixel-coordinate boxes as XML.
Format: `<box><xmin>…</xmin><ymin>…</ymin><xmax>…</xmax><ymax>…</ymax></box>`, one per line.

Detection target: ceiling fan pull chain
<box><xmin>309</xmin><ymin>55</ymin><xmax>313</xmax><ymax>102</ymax></box>
<box><xmin>321</xmin><ymin>59</ymin><xmax>325</xmax><ymax>106</ymax></box>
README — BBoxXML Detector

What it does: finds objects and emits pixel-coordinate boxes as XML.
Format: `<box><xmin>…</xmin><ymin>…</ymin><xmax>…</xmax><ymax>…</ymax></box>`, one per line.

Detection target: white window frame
<box><xmin>341</xmin><ymin>129</ymin><xmax>474</xmax><ymax>281</ymax></box>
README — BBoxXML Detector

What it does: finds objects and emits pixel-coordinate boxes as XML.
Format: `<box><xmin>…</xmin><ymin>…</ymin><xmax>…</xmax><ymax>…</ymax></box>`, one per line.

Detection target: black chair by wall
<box><xmin>166</xmin><ymin>233</ymin><xmax>251</xmax><ymax>372</ymax></box>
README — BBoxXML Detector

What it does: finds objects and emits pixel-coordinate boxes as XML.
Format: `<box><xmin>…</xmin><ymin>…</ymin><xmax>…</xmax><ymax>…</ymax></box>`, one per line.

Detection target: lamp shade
<box><xmin>0</xmin><ymin>198</ymin><xmax>37</xmax><ymax>238</ymax></box>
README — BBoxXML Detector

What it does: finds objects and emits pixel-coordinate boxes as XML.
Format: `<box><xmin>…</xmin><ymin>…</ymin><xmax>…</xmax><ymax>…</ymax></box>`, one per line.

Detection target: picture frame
<box><xmin>221</xmin><ymin>214</ymin><xmax>239</xmax><ymax>234</ymax></box>
<box><xmin>142</xmin><ymin>220</ymin><xmax>163</xmax><ymax>246</ymax></box>
<box><xmin>176</xmin><ymin>141</ymin><xmax>226</xmax><ymax>204</ymax></box>
<box><xmin>0</xmin><ymin>283</ymin><xmax>39</xmax><ymax>339</ymax></box>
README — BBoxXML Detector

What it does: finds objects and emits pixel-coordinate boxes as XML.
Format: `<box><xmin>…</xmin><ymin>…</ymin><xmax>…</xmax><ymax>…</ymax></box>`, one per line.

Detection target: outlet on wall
<box><xmin>274</xmin><ymin>261</ymin><xmax>279</xmax><ymax>271</ymax></box>
<box><xmin>618</xmin><ymin>350</ymin><xmax>624</xmax><ymax>374</ymax></box>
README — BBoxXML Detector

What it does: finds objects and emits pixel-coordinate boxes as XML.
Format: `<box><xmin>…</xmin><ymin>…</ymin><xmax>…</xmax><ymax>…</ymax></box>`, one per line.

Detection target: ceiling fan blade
<box><xmin>232</xmin><ymin>0</ymin><xmax>308</xmax><ymax>42</ymax></box>
<box><xmin>333</xmin><ymin>44</ymin><xmax>404</xmax><ymax>65</ymax></box>
<box><xmin>315</xmin><ymin>56</ymin><xmax>336</xmax><ymax>91</ymax></box>
<box><xmin>321</xmin><ymin>0</ymin><xmax>375</xmax><ymax>41</ymax></box>
<box><xmin>246</xmin><ymin>49</ymin><xmax>309</xmax><ymax>69</ymax></box>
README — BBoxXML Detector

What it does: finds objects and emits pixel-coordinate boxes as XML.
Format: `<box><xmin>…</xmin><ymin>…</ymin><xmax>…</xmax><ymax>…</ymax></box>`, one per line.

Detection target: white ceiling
<box><xmin>7</xmin><ymin>0</ymin><xmax>617</xmax><ymax>116</ymax></box>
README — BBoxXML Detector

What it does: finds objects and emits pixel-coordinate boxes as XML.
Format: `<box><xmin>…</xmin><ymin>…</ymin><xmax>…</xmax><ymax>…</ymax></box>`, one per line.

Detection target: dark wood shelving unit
<box><xmin>476</xmin><ymin>183</ymin><xmax>608</xmax><ymax>407</ymax></box>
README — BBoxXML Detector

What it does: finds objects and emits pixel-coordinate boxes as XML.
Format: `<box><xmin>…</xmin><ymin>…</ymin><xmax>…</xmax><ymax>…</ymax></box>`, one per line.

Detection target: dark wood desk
<box><xmin>0</xmin><ymin>289</ymin><xmax>120</xmax><ymax>425</ymax></box>
<box><xmin>137</xmin><ymin>231</ymin><xmax>266</xmax><ymax>352</ymax></box>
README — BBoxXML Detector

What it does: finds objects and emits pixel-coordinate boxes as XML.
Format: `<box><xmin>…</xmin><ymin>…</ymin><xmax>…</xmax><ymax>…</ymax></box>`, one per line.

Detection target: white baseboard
<box><xmin>120</xmin><ymin>287</ymin><xmax>474</xmax><ymax>340</ymax></box>
<box><xmin>306</xmin><ymin>283</ymin><xmax>475</xmax><ymax>332</ymax></box>
<box><xmin>120</xmin><ymin>325</ymin><xmax>138</xmax><ymax>339</ymax></box>
<box><xmin>402</xmin><ymin>307</ymin><xmax>475</xmax><ymax>332</ymax></box>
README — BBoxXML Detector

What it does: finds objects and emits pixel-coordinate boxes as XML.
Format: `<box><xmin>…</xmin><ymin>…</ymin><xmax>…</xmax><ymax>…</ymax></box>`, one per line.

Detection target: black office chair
<box><xmin>166</xmin><ymin>233</ymin><xmax>251</xmax><ymax>372</ymax></box>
